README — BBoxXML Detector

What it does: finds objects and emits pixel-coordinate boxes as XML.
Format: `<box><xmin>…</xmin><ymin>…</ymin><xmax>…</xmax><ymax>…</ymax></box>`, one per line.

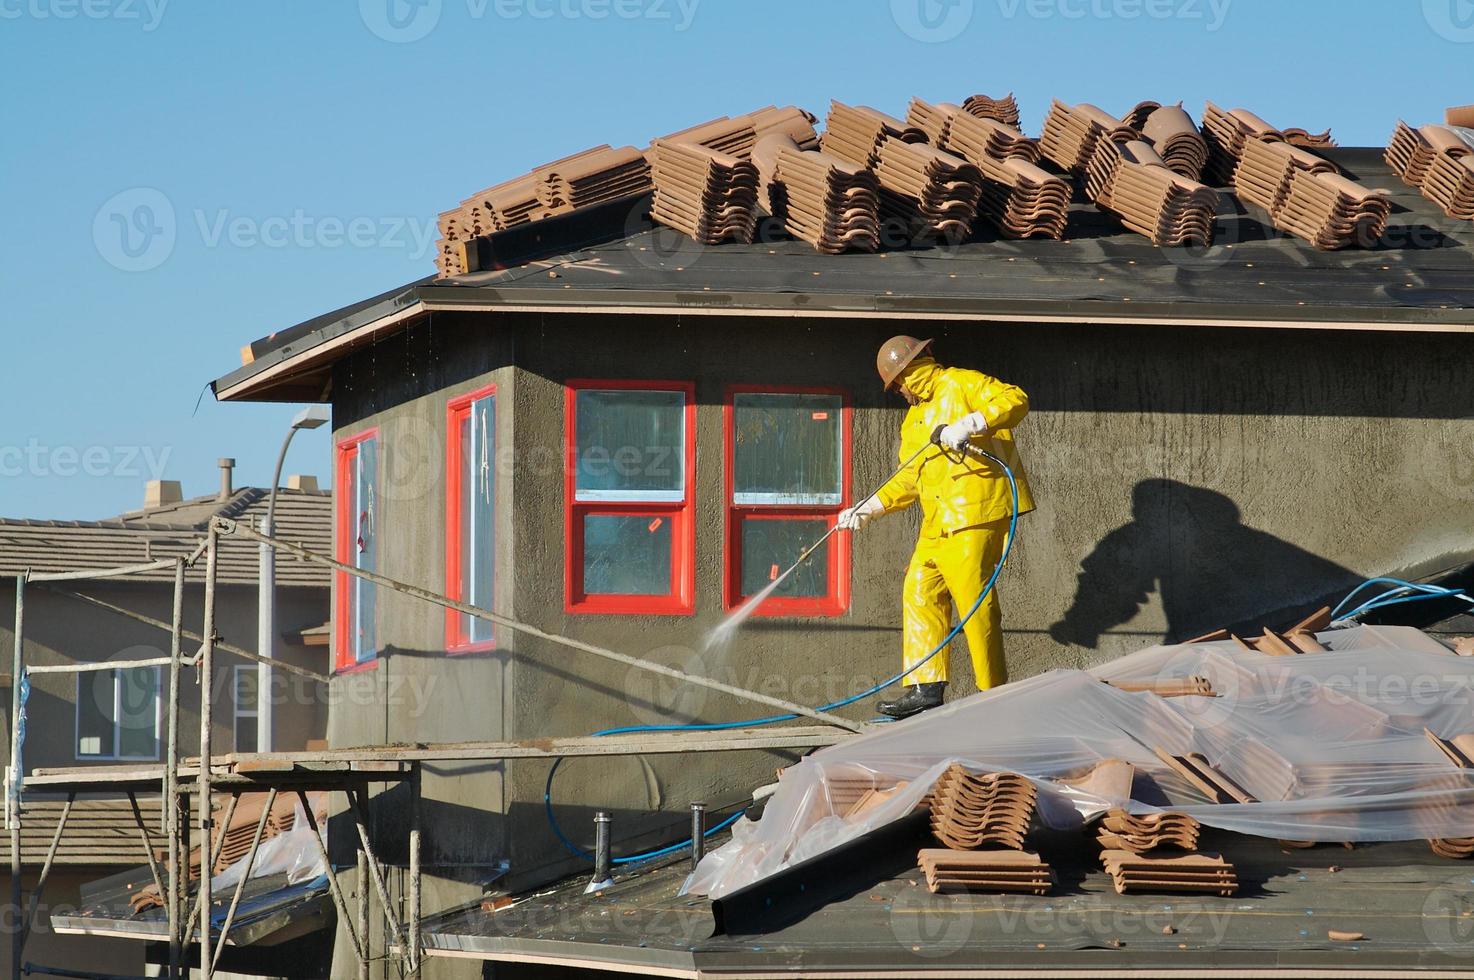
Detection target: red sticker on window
<box><xmin>811</xmin><ymin>412</ymin><xmax>829</xmax><ymax>421</ymax></box>
<box><xmin>648</xmin><ymin>517</ymin><xmax>663</xmax><ymax>533</ymax></box>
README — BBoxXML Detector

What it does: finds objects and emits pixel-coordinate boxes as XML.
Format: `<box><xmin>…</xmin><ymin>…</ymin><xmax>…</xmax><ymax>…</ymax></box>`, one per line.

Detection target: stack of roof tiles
<box><xmin>1386</xmin><ymin>122</ymin><xmax>1474</xmax><ymax>221</ymax></box>
<box><xmin>1039</xmin><ymin>101</ymin><xmax>1138</xmax><ymax>173</ymax></box>
<box><xmin>1096</xmin><ymin>809</ymin><xmax>1202</xmax><ymax>853</ymax></box>
<box><xmin>432</xmin><ymin>106</ymin><xmax>817</xmax><ymax>274</ymax></box>
<box><xmin>658</xmin><ymin>105</ymin><xmax>820</xmax><ymax>160</ymax></box>
<box><xmin>917</xmin><ymin>847</ymin><xmax>1054</xmax><ymax>895</ymax></box>
<box><xmin>1431</xmin><ymin>837</ymin><xmax>1474</xmax><ymax>859</ymax></box>
<box><xmin>945</xmin><ymin>110</ymin><xmax>1041</xmax><ymax>163</ymax></box>
<box><xmin>1423</xmin><ymin>730</ymin><xmax>1474</xmax><ymax>858</ymax></box>
<box><xmin>1282</xmin><ymin>127</ymin><xmax>1336</xmax><ymax>149</ymax></box>
<box><xmin>1200</xmin><ymin>103</ymin><xmax>1337</xmax><ymax>187</ymax></box>
<box><xmin>928</xmin><ymin>763</ymin><xmax>1036</xmax><ymax>850</ymax></box>
<box><xmin>823</xmin><ymin>764</ymin><xmax>924</xmax><ymax>813</ymax></box>
<box><xmin>819</xmin><ymin>101</ymin><xmax>927</xmax><ymax>168</ymax></box>
<box><xmin>1154</xmin><ymin>747</ymin><xmax>1257</xmax><ymax>805</ymax></box>
<box><xmin>130</xmin><ymin>792</ymin><xmax>314</xmax><ymax>913</ymax></box>
<box><xmin>1084</xmin><ymin>139</ymin><xmax>1218</xmax><ymax>246</ymax></box>
<box><xmin>905</xmin><ymin>97</ymin><xmax>962</xmax><ymax>147</ymax></box>
<box><xmin>648</xmin><ymin>140</ymin><xmax>760</xmax><ymax>245</ymax></box>
<box><xmin>873</xmin><ymin>137</ymin><xmax>984</xmax><ymax>240</ymax></box>
<box><xmin>961</xmin><ymin>93</ymin><xmax>1021</xmax><ymax>127</ymax></box>
<box><xmin>1201</xmin><ymin>103</ymin><xmax>1283</xmax><ymax>185</ymax></box>
<box><xmin>1233</xmin><ymin>137</ymin><xmax>1336</xmax><ymax>213</ymax></box>
<box><xmin>1101</xmin><ymin>850</ymin><xmax>1238</xmax><ymax>896</ymax></box>
<box><xmin>940</xmin><ymin>111</ymin><xmax>1069</xmax><ymax>240</ymax></box>
<box><xmin>1234</xmin><ymin>138</ymin><xmax>1391</xmax><ymax>250</ymax></box>
<box><xmin>1139</xmin><ymin>104</ymin><xmax>1209</xmax><ymax>180</ymax></box>
<box><xmin>753</xmin><ymin>134</ymin><xmax>880</xmax><ymax>253</ymax></box>
<box><xmin>535</xmin><ymin>145</ymin><xmax>650</xmax><ymax>213</ymax></box>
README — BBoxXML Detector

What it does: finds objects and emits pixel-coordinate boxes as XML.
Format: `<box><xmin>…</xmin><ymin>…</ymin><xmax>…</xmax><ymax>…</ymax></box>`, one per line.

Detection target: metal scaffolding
<box><xmin>5</xmin><ymin>516</ymin><xmax>860</xmax><ymax>978</ymax></box>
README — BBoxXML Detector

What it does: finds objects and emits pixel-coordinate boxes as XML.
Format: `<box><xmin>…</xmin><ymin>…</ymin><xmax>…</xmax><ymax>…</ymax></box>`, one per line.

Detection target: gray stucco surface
<box><xmin>324</xmin><ymin>308</ymin><xmax>1474</xmax><ymax>978</ymax></box>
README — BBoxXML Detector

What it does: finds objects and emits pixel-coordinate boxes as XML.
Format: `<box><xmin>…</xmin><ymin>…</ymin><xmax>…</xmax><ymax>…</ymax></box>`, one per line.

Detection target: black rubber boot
<box><xmin>877</xmin><ymin>682</ymin><xmax>947</xmax><ymax>719</ymax></box>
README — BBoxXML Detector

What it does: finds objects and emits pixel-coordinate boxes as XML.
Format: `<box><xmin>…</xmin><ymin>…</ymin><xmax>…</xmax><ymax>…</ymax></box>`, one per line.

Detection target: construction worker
<box><xmin>837</xmin><ymin>337</ymin><xmax>1034</xmax><ymax>719</ymax></box>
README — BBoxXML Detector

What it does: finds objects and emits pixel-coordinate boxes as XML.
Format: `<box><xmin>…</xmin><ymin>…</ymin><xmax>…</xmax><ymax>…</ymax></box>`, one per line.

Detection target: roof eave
<box><xmin>211</xmin><ymin>285</ymin><xmax>1474</xmax><ymax>403</ymax></box>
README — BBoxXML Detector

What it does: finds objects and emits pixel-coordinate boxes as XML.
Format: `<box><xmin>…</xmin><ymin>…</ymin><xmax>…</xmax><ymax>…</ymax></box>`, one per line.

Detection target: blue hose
<box><xmin>1331</xmin><ymin>576</ymin><xmax>1474</xmax><ymax>621</ymax></box>
<box><xmin>545</xmin><ymin>448</ymin><xmax>1020</xmax><ymax>868</ymax></box>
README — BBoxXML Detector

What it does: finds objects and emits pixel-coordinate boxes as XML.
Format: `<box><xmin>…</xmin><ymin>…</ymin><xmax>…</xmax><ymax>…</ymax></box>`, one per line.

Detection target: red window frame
<box><xmin>723</xmin><ymin>385</ymin><xmax>852</xmax><ymax>617</ymax></box>
<box><xmin>445</xmin><ymin>384</ymin><xmax>498</xmax><ymax>653</ymax></box>
<box><xmin>334</xmin><ymin>428</ymin><xmax>379</xmax><ymax>673</ymax></box>
<box><xmin>564</xmin><ymin>379</ymin><xmax>697</xmax><ymax>615</ymax></box>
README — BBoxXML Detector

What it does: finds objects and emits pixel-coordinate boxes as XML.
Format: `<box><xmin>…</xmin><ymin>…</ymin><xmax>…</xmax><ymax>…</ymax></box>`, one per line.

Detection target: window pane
<box><xmin>575</xmin><ymin>389</ymin><xmax>685</xmax><ymax>502</ymax></box>
<box><xmin>740</xmin><ymin>517</ymin><xmax>830</xmax><ymax>599</ymax></box>
<box><xmin>461</xmin><ymin>396</ymin><xmax>495</xmax><ymax>644</ymax></box>
<box><xmin>235</xmin><ymin>666</ymin><xmax>258</xmax><ymax>713</ymax></box>
<box><xmin>76</xmin><ymin>671</ymin><xmax>115</xmax><ymax>758</ymax></box>
<box><xmin>733</xmin><ymin>393</ymin><xmax>842</xmax><ymax>505</ymax></box>
<box><xmin>117</xmin><ymin>667</ymin><xmax>158</xmax><ymax>759</ymax></box>
<box><xmin>354</xmin><ymin>439</ymin><xmax>378</xmax><ymax>662</ymax></box>
<box><xmin>236</xmin><ymin>716</ymin><xmax>258</xmax><ymax>754</ymax></box>
<box><xmin>583</xmin><ymin>514</ymin><xmax>673</xmax><ymax>595</ymax></box>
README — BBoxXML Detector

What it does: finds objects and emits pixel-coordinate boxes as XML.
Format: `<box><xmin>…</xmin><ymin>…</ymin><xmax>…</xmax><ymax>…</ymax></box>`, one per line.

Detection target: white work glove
<box><xmin>937</xmin><ymin>411</ymin><xmax>989</xmax><ymax>452</ymax></box>
<box><xmin>837</xmin><ymin>496</ymin><xmax>884</xmax><ymax>531</ymax></box>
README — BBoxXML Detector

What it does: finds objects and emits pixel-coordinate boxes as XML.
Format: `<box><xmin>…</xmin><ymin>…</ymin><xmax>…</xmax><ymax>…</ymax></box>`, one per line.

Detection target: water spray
<box><xmin>703</xmin><ymin>438</ymin><xmax>937</xmax><ymax>651</ymax></box>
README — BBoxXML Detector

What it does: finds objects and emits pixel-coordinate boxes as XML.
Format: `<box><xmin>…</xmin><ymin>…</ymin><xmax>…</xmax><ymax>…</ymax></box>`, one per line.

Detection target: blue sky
<box><xmin>1</xmin><ymin>0</ymin><xmax>1469</xmax><ymax>519</ymax></box>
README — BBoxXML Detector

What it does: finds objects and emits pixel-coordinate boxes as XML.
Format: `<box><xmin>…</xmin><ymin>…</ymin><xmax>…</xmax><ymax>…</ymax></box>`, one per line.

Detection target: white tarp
<box><xmin>687</xmin><ymin>624</ymin><xmax>1474</xmax><ymax>899</ymax></box>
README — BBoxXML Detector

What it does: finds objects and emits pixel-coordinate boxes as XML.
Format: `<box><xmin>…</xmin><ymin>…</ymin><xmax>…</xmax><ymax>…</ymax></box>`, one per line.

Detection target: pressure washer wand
<box><xmin>781</xmin><ymin>438</ymin><xmax>936</xmax><ymax>575</ymax></box>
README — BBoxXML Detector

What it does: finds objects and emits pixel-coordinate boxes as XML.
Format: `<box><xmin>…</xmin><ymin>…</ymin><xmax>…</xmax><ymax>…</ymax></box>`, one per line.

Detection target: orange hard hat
<box><xmin>876</xmin><ymin>335</ymin><xmax>934</xmax><ymax>391</ymax></box>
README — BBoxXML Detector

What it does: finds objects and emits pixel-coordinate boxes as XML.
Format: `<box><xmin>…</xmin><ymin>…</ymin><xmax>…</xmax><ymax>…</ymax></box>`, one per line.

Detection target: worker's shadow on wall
<box><xmin>1049</xmin><ymin>479</ymin><xmax>1363</xmax><ymax>647</ymax></box>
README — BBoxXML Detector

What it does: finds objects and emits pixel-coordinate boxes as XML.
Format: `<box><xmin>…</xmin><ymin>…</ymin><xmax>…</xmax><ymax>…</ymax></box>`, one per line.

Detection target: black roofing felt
<box><xmin>421</xmin><ymin>821</ymin><xmax>1474</xmax><ymax>974</ymax></box>
<box><xmin>214</xmin><ymin>148</ymin><xmax>1474</xmax><ymax>401</ymax></box>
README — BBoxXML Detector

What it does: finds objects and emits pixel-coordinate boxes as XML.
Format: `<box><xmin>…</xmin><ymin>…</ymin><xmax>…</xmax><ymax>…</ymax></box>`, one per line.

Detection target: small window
<box><xmin>725</xmin><ymin>387</ymin><xmax>851</xmax><ymax>617</ymax></box>
<box><xmin>76</xmin><ymin>666</ymin><xmax>160</xmax><ymax>761</ymax></box>
<box><xmin>234</xmin><ymin>665</ymin><xmax>259</xmax><ymax>753</ymax></box>
<box><xmin>335</xmin><ymin>430</ymin><xmax>379</xmax><ymax>671</ymax></box>
<box><xmin>565</xmin><ymin>381</ymin><xmax>695</xmax><ymax>614</ymax></box>
<box><xmin>446</xmin><ymin>386</ymin><xmax>497</xmax><ymax>651</ymax></box>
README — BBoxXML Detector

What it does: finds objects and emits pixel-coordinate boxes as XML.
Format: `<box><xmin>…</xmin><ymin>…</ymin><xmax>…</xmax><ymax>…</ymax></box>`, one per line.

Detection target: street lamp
<box><xmin>258</xmin><ymin>404</ymin><xmax>329</xmax><ymax>753</ymax></box>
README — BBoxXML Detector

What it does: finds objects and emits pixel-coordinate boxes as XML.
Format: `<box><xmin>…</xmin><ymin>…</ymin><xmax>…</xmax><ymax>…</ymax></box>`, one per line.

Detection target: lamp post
<box><xmin>258</xmin><ymin>405</ymin><xmax>329</xmax><ymax>753</ymax></box>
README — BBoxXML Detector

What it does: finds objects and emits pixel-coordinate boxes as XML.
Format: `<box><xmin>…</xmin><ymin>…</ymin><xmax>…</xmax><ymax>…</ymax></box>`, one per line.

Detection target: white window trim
<box><xmin>74</xmin><ymin>666</ymin><xmax>161</xmax><ymax>762</ymax></box>
<box><xmin>733</xmin><ymin>491</ymin><xmax>844</xmax><ymax>507</ymax></box>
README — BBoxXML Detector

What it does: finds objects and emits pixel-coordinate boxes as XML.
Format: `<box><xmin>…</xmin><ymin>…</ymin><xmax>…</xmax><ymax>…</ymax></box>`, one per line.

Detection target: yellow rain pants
<box><xmin>902</xmin><ymin>521</ymin><xmax>1010</xmax><ymax>687</ymax></box>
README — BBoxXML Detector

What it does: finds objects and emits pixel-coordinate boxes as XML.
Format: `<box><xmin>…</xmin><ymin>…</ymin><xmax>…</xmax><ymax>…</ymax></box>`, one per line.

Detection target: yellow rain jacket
<box><xmin>875</xmin><ymin>360</ymin><xmax>1035</xmax><ymax>531</ymax></box>
<box><xmin>875</xmin><ymin>359</ymin><xmax>1034</xmax><ymax>690</ymax></box>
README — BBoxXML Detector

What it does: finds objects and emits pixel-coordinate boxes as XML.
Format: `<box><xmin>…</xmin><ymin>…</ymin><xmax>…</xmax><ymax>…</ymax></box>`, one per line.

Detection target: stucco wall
<box><xmin>327</xmin><ymin>309</ymin><xmax>1474</xmax><ymax>975</ymax></box>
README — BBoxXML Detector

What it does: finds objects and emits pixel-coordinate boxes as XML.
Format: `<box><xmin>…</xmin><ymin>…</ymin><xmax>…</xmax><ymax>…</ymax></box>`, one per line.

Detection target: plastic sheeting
<box><xmin>210</xmin><ymin>795</ymin><xmax>327</xmax><ymax>893</ymax></box>
<box><xmin>687</xmin><ymin>624</ymin><xmax>1474</xmax><ymax>899</ymax></box>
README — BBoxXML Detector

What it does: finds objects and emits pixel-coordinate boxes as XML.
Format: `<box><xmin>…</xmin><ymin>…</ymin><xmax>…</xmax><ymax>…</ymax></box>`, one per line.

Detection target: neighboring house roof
<box><xmin>16</xmin><ymin>797</ymin><xmax>166</xmax><ymax>867</ymax></box>
<box><xmin>0</xmin><ymin>488</ymin><xmax>332</xmax><ymax>588</ymax></box>
<box><xmin>213</xmin><ymin>146</ymin><xmax>1474</xmax><ymax>403</ymax></box>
